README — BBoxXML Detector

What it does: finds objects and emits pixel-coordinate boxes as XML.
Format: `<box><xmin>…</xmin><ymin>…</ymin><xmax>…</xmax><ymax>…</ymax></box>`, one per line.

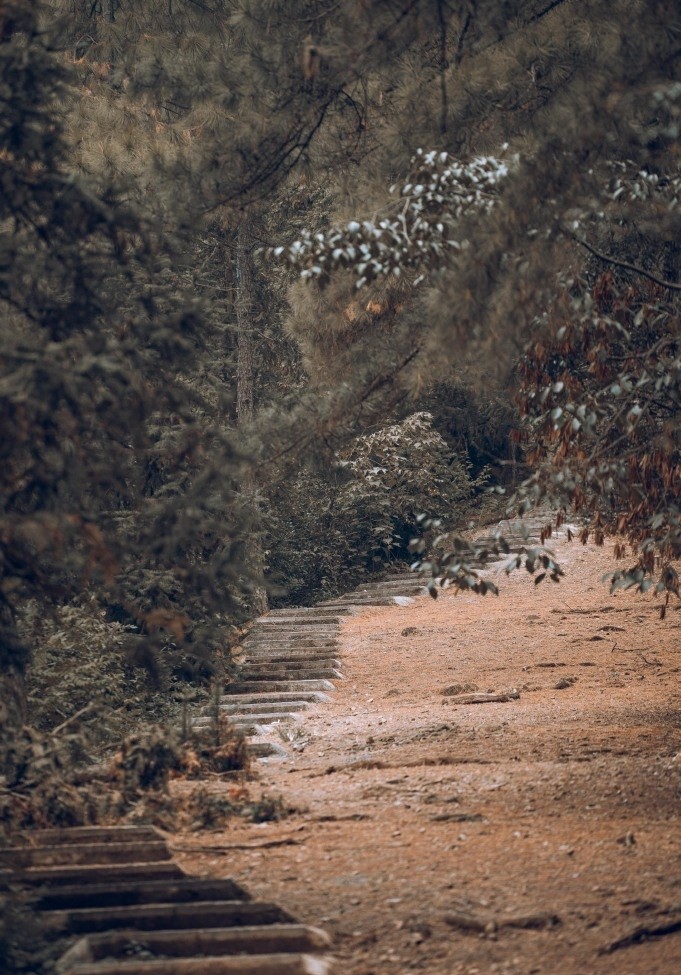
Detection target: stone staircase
<box><xmin>192</xmin><ymin>573</ymin><xmax>427</xmax><ymax>758</ymax></box>
<box><xmin>469</xmin><ymin>511</ymin><xmax>554</xmax><ymax>558</ymax></box>
<box><xmin>193</xmin><ymin>510</ymin><xmax>562</xmax><ymax>758</ymax></box>
<box><xmin>0</xmin><ymin>825</ymin><xmax>331</xmax><ymax>974</ymax></box>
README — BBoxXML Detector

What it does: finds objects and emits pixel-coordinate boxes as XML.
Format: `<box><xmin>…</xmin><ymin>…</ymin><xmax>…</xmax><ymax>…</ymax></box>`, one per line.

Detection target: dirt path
<box><xmin>174</xmin><ymin>535</ymin><xmax>681</xmax><ymax>975</ymax></box>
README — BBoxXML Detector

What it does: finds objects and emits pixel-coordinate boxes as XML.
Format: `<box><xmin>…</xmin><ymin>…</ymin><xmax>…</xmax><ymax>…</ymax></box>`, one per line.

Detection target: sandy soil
<box><xmin>173</xmin><ymin>533</ymin><xmax>681</xmax><ymax>975</ymax></box>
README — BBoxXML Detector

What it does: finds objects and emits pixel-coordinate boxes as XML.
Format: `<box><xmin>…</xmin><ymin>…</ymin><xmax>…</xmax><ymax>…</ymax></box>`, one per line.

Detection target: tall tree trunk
<box><xmin>235</xmin><ymin>216</ymin><xmax>268</xmax><ymax>616</ymax></box>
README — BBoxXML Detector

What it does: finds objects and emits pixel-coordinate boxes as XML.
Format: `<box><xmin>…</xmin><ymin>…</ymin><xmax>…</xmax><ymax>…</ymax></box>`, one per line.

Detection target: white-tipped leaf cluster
<box><xmin>271</xmin><ymin>149</ymin><xmax>511</xmax><ymax>288</ymax></box>
<box><xmin>607</xmin><ymin>160</ymin><xmax>681</xmax><ymax>209</ymax></box>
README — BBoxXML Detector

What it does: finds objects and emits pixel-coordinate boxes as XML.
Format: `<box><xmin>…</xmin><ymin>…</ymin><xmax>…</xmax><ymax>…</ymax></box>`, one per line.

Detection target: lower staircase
<box><xmin>0</xmin><ymin>825</ymin><xmax>331</xmax><ymax>974</ymax></box>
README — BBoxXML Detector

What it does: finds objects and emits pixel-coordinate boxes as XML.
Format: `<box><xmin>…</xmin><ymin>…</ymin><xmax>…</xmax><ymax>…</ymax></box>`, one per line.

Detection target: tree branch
<box><xmin>568</xmin><ymin>230</ymin><xmax>681</xmax><ymax>292</ymax></box>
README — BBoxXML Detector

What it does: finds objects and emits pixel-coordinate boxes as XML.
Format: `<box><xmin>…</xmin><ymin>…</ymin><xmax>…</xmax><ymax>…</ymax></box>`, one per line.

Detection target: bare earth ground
<box><xmin>173</xmin><ymin>534</ymin><xmax>681</xmax><ymax>975</ymax></box>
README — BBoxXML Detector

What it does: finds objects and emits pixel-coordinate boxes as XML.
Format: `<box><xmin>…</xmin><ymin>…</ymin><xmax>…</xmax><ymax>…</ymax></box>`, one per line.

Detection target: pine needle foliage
<box><xmin>272</xmin><ymin>0</ymin><xmax>681</xmax><ymax>594</ymax></box>
<box><xmin>0</xmin><ymin>2</ymin><xmax>247</xmax><ymax>752</ymax></box>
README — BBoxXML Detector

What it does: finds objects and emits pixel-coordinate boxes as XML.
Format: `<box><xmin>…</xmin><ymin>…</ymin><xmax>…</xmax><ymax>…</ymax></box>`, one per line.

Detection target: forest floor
<box><xmin>173</xmin><ymin>534</ymin><xmax>681</xmax><ymax>975</ymax></box>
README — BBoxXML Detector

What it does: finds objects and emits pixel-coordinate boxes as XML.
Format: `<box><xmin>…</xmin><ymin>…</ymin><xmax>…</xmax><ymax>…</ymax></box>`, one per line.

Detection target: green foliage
<box><xmin>0</xmin><ymin>1</ymin><xmax>247</xmax><ymax>749</ymax></box>
<box><xmin>271</xmin><ymin>150</ymin><xmax>510</xmax><ymax>287</ymax></box>
<box><xmin>264</xmin><ymin>412</ymin><xmax>485</xmax><ymax>602</ymax></box>
<box><xmin>337</xmin><ymin>411</ymin><xmax>483</xmax><ymax>561</ymax></box>
<box><xmin>0</xmin><ymin>890</ymin><xmax>57</xmax><ymax>975</ymax></box>
<box><xmin>273</xmin><ymin>0</ymin><xmax>681</xmax><ymax>595</ymax></box>
<box><xmin>519</xmin><ymin>271</ymin><xmax>681</xmax><ymax>594</ymax></box>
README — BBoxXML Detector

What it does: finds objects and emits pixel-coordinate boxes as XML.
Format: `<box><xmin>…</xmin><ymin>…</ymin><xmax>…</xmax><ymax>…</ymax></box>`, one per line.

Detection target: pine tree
<box><xmin>272</xmin><ymin>0</ymin><xmax>681</xmax><ymax>590</ymax></box>
<box><xmin>0</xmin><ymin>2</ymin><xmax>249</xmax><ymax>757</ymax></box>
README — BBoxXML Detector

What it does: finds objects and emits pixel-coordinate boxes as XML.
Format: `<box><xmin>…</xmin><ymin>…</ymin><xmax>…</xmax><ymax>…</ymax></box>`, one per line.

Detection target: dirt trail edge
<box><xmin>174</xmin><ymin>533</ymin><xmax>681</xmax><ymax>975</ymax></box>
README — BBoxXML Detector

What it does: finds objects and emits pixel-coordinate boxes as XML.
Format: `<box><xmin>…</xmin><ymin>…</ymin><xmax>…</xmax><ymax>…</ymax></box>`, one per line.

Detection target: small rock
<box><xmin>402</xmin><ymin>626</ymin><xmax>420</xmax><ymax>636</ymax></box>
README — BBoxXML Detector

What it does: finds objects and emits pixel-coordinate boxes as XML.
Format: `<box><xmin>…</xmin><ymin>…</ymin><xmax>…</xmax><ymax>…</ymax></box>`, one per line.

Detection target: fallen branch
<box><xmin>601</xmin><ymin>915</ymin><xmax>681</xmax><ymax>953</ymax></box>
<box><xmin>430</xmin><ymin>811</ymin><xmax>484</xmax><ymax>823</ymax></box>
<box><xmin>172</xmin><ymin>837</ymin><xmax>301</xmax><ymax>853</ymax></box>
<box><xmin>444</xmin><ymin>910</ymin><xmax>561</xmax><ymax>933</ymax></box>
<box><xmin>568</xmin><ymin>230</ymin><xmax>681</xmax><ymax>292</ymax></box>
<box><xmin>52</xmin><ymin>703</ymin><xmax>97</xmax><ymax>736</ymax></box>
<box><xmin>446</xmin><ymin>690</ymin><xmax>520</xmax><ymax>704</ymax></box>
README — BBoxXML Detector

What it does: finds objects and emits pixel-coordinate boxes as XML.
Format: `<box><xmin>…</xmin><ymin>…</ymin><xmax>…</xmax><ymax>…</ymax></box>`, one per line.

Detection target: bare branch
<box><xmin>568</xmin><ymin>230</ymin><xmax>681</xmax><ymax>292</ymax></box>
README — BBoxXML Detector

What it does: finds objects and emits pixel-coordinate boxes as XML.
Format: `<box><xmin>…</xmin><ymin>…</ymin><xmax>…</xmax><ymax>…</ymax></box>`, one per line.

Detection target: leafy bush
<box><xmin>265</xmin><ymin>411</ymin><xmax>486</xmax><ymax>603</ymax></box>
<box><xmin>336</xmin><ymin>412</ymin><xmax>486</xmax><ymax>563</ymax></box>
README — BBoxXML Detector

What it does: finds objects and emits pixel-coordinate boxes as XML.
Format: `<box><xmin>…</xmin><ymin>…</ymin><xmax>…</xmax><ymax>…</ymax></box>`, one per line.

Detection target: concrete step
<box><xmin>33</xmin><ymin>877</ymin><xmax>250</xmax><ymax>911</ymax></box>
<box><xmin>255</xmin><ymin>616</ymin><xmax>343</xmax><ymax>626</ymax></box>
<box><xmin>211</xmin><ymin>701</ymin><xmax>312</xmax><ymax>716</ymax></box>
<box><xmin>321</xmin><ymin>597</ymin><xmax>413</xmax><ymax>607</ymax></box>
<box><xmin>245</xmin><ymin>631</ymin><xmax>339</xmax><ymax>642</ymax></box>
<box><xmin>194</xmin><ymin>714</ymin><xmax>300</xmax><ymax>733</ymax></box>
<box><xmin>226</xmin><ymin>679</ymin><xmax>335</xmax><ymax>694</ymax></box>
<box><xmin>243</xmin><ymin>638</ymin><xmax>340</xmax><ymax>650</ymax></box>
<box><xmin>342</xmin><ymin>589</ymin><xmax>423</xmax><ymax>599</ymax></box>
<box><xmin>57</xmin><ymin>925</ymin><xmax>331</xmax><ymax>973</ymax></box>
<box><xmin>344</xmin><ymin>576</ymin><xmax>422</xmax><ymax>596</ymax></box>
<box><xmin>219</xmin><ymin>691</ymin><xmax>331</xmax><ymax>705</ymax></box>
<box><xmin>265</xmin><ymin>606</ymin><xmax>351</xmax><ymax>617</ymax></box>
<box><xmin>12</xmin><ymin>861</ymin><xmax>185</xmax><ymax>888</ymax></box>
<box><xmin>238</xmin><ymin>668</ymin><xmax>343</xmax><ymax>682</ymax></box>
<box><xmin>21</xmin><ymin>827</ymin><xmax>160</xmax><ymax>847</ymax></box>
<box><xmin>248</xmin><ymin>626</ymin><xmax>339</xmax><ymax>636</ymax></box>
<box><xmin>247</xmin><ymin>740</ymin><xmax>289</xmax><ymax>759</ymax></box>
<box><xmin>240</xmin><ymin>651</ymin><xmax>341</xmax><ymax>663</ymax></box>
<box><xmin>60</xmin><ymin>952</ymin><xmax>331</xmax><ymax>974</ymax></box>
<box><xmin>0</xmin><ymin>842</ymin><xmax>172</xmax><ymax>870</ymax></box>
<box><xmin>239</xmin><ymin>658</ymin><xmax>340</xmax><ymax>672</ymax></box>
<box><xmin>43</xmin><ymin>898</ymin><xmax>294</xmax><ymax>936</ymax></box>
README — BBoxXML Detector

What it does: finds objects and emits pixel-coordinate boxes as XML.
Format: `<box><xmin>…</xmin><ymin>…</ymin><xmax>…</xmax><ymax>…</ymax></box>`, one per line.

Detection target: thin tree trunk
<box><xmin>0</xmin><ymin>605</ymin><xmax>28</xmax><ymax>776</ymax></box>
<box><xmin>235</xmin><ymin>217</ymin><xmax>268</xmax><ymax>616</ymax></box>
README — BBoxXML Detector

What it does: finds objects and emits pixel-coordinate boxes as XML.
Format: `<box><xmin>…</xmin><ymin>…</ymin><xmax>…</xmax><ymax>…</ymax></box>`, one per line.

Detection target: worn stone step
<box><xmin>340</xmin><ymin>590</ymin><xmax>423</xmax><ymax>600</ymax></box>
<box><xmin>241</xmin><ymin>651</ymin><xmax>341</xmax><ymax>663</ymax></box>
<box><xmin>252</xmin><ymin>619</ymin><xmax>339</xmax><ymax>628</ymax></box>
<box><xmin>237</xmin><ymin>668</ymin><xmax>343</xmax><ymax>682</ymax></box>
<box><xmin>219</xmin><ymin>691</ymin><xmax>330</xmax><ymax>706</ymax></box>
<box><xmin>33</xmin><ymin>878</ymin><xmax>251</xmax><ymax>912</ymax></box>
<box><xmin>10</xmin><ymin>861</ymin><xmax>185</xmax><ymax>888</ymax></box>
<box><xmin>244</xmin><ymin>633</ymin><xmax>339</xmax><ymax>644</ymax></box>
<box><xmin>266</xmin><ymin>606</ymin><xmax>351</xmax><ymax>616</ymax></box>
<box><xmin>239</xmin><ymin>658</ymin><xmax>340</xmax><ymax>671</ymax></box>
<box><xmin>243</xmin><ymin>641</ymin><xmax>340</xmax><ymax>654</ymax></box>
<box><xmin>256</xmin><ymin>616</ymin><xmax>343</xmax><ymax>626</ymax></box>
<box><xmin>321</xmin><ymin>597</ymin><xmax>412</xmax><ymax>607</ymax></box>
<box><xmin>194</xmin><ymin>712</ymin><xmax>299</xmax><ymax>731</ymax></box>
<box><xmin>44</xmin><ymin>899</ymin><xmax>294</xmax><ymax>937</ymax></box>
<box><xmin>475</xmin><ymin>534</ymin><xmax>538</xmax><ymax>548</ymax></box>
<box><xmin>248</xmin><ymin>640</ymin><xmax>340</xmax><ymax>649</ymax></box>
<box><xmin>25</xmin><ymin>827</ymin><xmax>161</xmax><ymax>847</ymax></box>
<box><xmin>247</xmin><ymin>740</ymin><xmax>289</xmax><ymax>758</ymax></box>
<box><xmin>59</xmin><ymin>953</ymin><xmax>331</xmax><ymax>975</ymax></box>
<box><xmin>242</xmin><ymin>647</ymin><xmax>341</xmax><ymax>657</ymax></box>
<box><xmin>348</xmin><ymin>576</ymin><xmax>422</xmax><ymax>598</ymax></box>
<box><xmin>240</xmin><ymin>660</ymin><xmax>340</xmax><ymax>672</ymax></box>
<box><xmin>210</xmin><ymin>701</ymin><xmax>311</xmax><ymax>717</ymax></box>
<box><xmin>249</xmin><ymin>624</ymin><xmax>339</xmax><ymax>640</ymax></box>
<box><xmin>197</xmin><ymin>722</ymin><xmax>267</xmax><ymax>736</ymax></box>
<box><xmin>226</xmin><ymin>679</ymin><xmax>335</xmax><ymax>694</ymax></box>
<box><xmin>58</xmin><ymin>924</ymin><xmax>331</xmax><ymax>971</ymax></box>
<box><xmin>0</xmin><ymin>842</ymin><xmax>172</xmax><ymax>870</ymax></box>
